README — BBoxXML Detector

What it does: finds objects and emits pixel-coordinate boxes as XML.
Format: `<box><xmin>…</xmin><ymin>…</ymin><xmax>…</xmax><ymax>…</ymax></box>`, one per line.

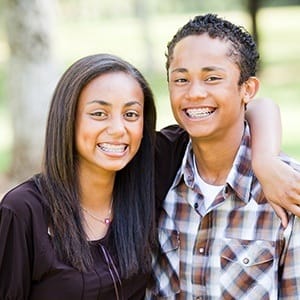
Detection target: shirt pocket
<box><xmin>220</xmin><ymin>239</ymin><xmax>275</xmax><ymax>299</ymax></box>
<box><xmin>150</xmin><ymin>228</ymin><xmax>180</xmax><ymax>297</ymax></box>
<box><xmin>158</xmin><ymin>228</ymin><xmax>180</xmax><ymax>253</ymax></box>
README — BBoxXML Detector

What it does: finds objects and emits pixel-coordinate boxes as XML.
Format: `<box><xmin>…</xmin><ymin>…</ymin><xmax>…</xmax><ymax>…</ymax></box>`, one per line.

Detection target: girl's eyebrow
<box><xmin>86</xmin><ymin>100</ymin><xmax>143</xmax><ymax>107</ymax></box>
<box><xmin>87</xmin><ymin>100</ymin><xmax>110</xmax><ymax>106</ymax></box>
<box><xmin>124</xmin><ymin>101</ymin><xmax>143</xmax><ymax>108</ymax></box>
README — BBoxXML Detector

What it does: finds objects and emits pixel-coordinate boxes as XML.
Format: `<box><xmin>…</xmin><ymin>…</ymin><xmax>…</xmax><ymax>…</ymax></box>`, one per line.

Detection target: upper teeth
<box><xmin>186</xmin><ymin>108</ymin><xmax>214</xmax><ymax>118</ymax></box>
<box><xmin>99</xmin><ymin>143</ymin><xmax>126</xmax><ymax>153</ymax></box>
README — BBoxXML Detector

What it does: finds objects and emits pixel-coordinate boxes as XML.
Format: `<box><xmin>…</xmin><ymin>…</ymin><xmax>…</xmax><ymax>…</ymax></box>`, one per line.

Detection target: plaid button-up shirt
<box><xmin>147</xmin><ymin>124</ymin><xmax>300</xmax><ymax>300</ymax></box>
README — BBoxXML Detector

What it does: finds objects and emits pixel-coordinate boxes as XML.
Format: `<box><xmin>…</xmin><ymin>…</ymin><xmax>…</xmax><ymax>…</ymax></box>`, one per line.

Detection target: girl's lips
<box><xmin>97</xmin><ymin>143</ymin><xmax>128</xmax><ymax>153</ymax></box>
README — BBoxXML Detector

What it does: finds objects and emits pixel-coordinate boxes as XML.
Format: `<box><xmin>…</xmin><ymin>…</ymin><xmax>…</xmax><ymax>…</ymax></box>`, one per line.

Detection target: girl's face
<box><xmin>75</xmin><ymin>71</ymin><xmax>144</xmax><ymax>176</ymax></box>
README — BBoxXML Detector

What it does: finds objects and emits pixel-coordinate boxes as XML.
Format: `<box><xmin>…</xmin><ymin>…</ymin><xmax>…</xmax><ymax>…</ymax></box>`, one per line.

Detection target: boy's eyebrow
<box><xmin>202</xmin><ymin>66</ymin><xmax>226</xmax><ymax>72</ymax></box>
<box><xmin>170</xmin><ymin>67</ymin><xmax>188</xmax><ymax>74</ymax></box>
<box><xmin>170</xmin><ymin>66</ymin><xmax>226</xmax><ymax>74</ymax></box>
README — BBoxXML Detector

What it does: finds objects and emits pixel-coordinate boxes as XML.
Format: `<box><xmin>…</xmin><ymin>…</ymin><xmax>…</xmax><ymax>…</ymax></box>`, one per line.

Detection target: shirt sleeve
<box><xmin>0</xmin><ymin>204</ymin><xmax>32</xmax><ymax>299</ymax></box>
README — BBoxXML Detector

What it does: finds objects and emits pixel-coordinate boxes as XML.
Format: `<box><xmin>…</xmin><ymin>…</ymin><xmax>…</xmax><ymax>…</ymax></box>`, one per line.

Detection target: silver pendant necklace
<box><xmin>81</xmin><ymin>205</ymin><xmax>112</xmax><ymax>225</ymax></box>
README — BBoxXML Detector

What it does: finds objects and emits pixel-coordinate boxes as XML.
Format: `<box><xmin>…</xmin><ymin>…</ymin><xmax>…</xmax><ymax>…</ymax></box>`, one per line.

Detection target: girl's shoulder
<box><xmin>0</xmin><ymin>176</ymin><xmax>45</xmax><ymax>218</ymax></box>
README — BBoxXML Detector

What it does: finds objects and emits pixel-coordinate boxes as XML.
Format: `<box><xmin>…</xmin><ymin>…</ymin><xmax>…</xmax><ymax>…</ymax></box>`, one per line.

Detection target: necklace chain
<box><xmin>81</xmin><ymin>205</ymin><xmax>112</xmax><ymax>225</ymax></box>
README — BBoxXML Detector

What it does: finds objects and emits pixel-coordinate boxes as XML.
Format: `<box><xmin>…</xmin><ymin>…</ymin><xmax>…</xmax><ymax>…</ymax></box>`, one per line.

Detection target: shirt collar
<box><xmin>170</xmin><ymin>122</ymin><xmax>256</xmax><ymax>204</ymax></box>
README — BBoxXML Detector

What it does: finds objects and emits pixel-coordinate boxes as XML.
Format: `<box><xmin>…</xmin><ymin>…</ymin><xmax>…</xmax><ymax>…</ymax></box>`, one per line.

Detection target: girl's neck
<box><xmin>78</xmin><ymin>167</ymin><xmax>115</xmax><ymax>241</ymax></box>
<box><xmin>78</xmin><ymin>164</ymin><xmax>115</xmax><ymax>209</ymax></box>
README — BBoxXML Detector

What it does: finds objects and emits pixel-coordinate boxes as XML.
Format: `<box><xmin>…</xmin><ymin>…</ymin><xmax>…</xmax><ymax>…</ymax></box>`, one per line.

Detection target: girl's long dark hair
<box><xmin>35</xmin><ymin>53</ymin><xmax>157</xmax><ymax>277</ymax></box>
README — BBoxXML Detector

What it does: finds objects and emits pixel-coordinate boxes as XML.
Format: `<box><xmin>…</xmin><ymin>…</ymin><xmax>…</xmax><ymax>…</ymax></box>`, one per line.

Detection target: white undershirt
<box><xmin>193</xmin><ymin>155</ymin><xmax>224</xmax><ymax>211</ymax></box>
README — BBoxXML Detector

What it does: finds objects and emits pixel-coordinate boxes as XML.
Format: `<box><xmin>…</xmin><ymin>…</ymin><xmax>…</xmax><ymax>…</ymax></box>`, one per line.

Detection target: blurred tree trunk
<box><xmin>247</xmin><ymin>0</ymin><xmax>261</xmax><ymax>71</ymax></box>
<box><xmin>4</xmin><ymin>0</ymin><xmax>57</xmax><ymax>182</ymax></box>
<box><xmin>248</xmin><ymin>0</ymin><xmax>260</xmax><ymax>46</ymax></box>
<box><xmin>134</xmin><ymin>0</ymin><xmax>155</xmax><ymax>72</ymax></box>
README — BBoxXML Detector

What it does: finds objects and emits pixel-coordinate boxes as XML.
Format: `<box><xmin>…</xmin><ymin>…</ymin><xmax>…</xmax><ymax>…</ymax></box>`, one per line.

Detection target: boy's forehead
<box><xmin>172</xmin><ymin>35</ymin><xmax>232</xmax><ymax>62</ymax></box>
<box><xmin>169</xmin><ymin>34</ymin><xmax>241</xmax><ymax>76</ymax></box>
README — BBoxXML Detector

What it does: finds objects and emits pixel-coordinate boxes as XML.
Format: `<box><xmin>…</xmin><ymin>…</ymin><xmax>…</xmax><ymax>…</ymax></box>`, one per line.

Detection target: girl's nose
<box><xmin>106</xmin><ymin>116</ymin><xmax>126</xmax><ymax>136</ymax></box>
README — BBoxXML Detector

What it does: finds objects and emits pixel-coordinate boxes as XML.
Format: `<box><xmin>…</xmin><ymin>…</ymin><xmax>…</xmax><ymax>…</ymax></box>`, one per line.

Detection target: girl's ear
<box><xmin>242</xmin><ymin>76</ymin><xmax>260</xmax><ymax>105</ymax></box>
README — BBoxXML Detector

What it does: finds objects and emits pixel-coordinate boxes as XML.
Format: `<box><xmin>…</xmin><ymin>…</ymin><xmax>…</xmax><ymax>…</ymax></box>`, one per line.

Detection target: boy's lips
<box><xmin>184</xmin><ymin>107</ymin><xmax>216</xmax><ymax>119</ymax></box>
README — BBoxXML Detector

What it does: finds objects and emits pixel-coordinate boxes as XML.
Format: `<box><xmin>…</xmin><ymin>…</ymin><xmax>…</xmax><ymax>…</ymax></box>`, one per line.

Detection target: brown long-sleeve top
<box><xmin>0</xmin><ymin>178</ymin><xmax>149</xmax><ymax>300</ymax></box>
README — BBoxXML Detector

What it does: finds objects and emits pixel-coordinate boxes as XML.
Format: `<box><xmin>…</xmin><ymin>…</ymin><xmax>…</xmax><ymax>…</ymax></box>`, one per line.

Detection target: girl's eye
<box><xmin>90</xmin><ymin>111</ymin><xmax>107</xmax><ymax>119</ymax></box>
<box><xmin>124</xmin><ymin>111</ymin><xmax>139</xmax><ymax>121</ymax></box>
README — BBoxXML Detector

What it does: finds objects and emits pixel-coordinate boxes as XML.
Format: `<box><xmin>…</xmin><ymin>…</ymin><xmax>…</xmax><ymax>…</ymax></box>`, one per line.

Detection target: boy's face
<box><xmin>168</xmin><ymin>33</ymin><xmax>251</xmax><ymax>143</ymax></box>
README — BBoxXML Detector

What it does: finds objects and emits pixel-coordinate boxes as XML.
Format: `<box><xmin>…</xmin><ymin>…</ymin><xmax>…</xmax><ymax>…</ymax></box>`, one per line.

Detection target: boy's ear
<box><xmin>242</xmin><ymin>76</ymin><xmax>260</xmax><ymax>105</ymax></box>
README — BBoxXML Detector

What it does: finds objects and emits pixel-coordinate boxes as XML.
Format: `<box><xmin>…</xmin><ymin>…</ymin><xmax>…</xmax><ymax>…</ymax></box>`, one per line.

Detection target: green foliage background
<box><xmin>0</xmin><ymin>4</ymin><xmax>300</xmax><ymax>174</ymax></box>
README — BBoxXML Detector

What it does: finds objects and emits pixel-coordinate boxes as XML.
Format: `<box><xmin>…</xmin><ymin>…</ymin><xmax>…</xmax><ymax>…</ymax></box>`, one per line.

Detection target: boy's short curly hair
<box><xmin>166</xmin><ymin>13</ymin><xmax>259</xmax><ymax>85</ymax></box>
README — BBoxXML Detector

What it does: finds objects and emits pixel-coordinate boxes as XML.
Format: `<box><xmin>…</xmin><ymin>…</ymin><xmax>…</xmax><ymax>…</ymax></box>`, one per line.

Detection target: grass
<box><xmin>0</xmin><ymin>6</ymin><xmax>300</xmax><ymax>175</ymax></box>
<box><xmin>256</xmin><ymin>7</ymin><xmax>300</xmax><ymax>158</ymax></box>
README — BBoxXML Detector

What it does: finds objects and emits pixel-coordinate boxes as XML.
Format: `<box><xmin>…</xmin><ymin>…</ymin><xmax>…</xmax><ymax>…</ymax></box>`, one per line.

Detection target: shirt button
<box><xmin>194</xmin><ymin>202</ymin><xmax>199</xmax><ymax>209</ymax></box>
<box><xmin>199</xmin><ymin>247</ymin><xmax>205</xmax><ymax>254</ymax></box>
<box><xmin>243</xmin><ymin>257</ymin><xmax>250</xmax><ymax>265</ymax></box>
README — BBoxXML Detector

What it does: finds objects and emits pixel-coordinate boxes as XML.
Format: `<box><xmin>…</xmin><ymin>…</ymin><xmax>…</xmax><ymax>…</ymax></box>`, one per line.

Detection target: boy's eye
<box><xmin>206</xmin><ymin>76</ymin><xmax>221</xmax><ymax>82</ymax></box>
<box><xmin>174</xmin><ymin>78</ymin><xmax>187</xmax><ymax>83</ymax></box>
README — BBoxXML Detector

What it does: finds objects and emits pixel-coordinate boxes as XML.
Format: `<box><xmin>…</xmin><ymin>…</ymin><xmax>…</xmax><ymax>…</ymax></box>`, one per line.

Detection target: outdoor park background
<box><xmin>0</xmin><ymin>0</ymin><xmax>299</xmax><ymax>194</ymax></box>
